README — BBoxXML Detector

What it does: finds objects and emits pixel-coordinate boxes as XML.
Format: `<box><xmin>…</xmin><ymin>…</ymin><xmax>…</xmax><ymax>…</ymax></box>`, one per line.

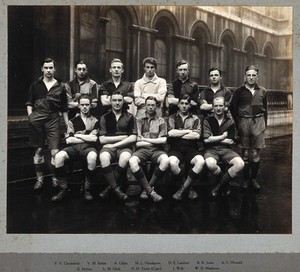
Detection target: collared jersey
<box><xmin>136</xmin><ymin>114</ymin><xmax>167</xmax><ymax>139</ymax></box>
<box><xmin>199</xmin><ymin>84</ymin><xmax>232</xmax><ymax>117</ymax></box>
<box><xmin>168</xmin><ymin>111</ymin><xmax>201</xmax><ymax>149</ymax></box>
<box><xmin>99</xmin><ymin>110</ymin><xmax>136</xmax><ymax>136</ymax></box>
<box><xmin>65</xmin><ymin>76</ymin><xmax>98</xmax><ymax>102</ymax></box>
<box><xmin>26</xmin><ymin>77</ymin><xmax>68</xmax><ymax>114</ymax></box>
<box><xmin>167</xmin><ymin>77</ymin><xmax>199</xmax><ymax>115</ymax></box>
<box><xmin>98</xmin><ymin>79</ymin><xmax>134</xmax><ymax>115</ymax></box>
<box><xmin>65</xmin><ymin>114</ymin><xmax>99</xmax><ymax>141</ymax></box>
<box><xmin>203</xmin><ymin>114</ymin><xmax>235</xmax><ymax>147</ymax></box>
<box><xmin>230</xmin><ymin>84</ymin><xmax>267</xmax><ymax>124</ymax></box>
<box><xmin>65</xmin><ymin>76</ymin><xmax>98</xmax><ymax>118</ymax></box>
<box><xmin>134</xmin><ymin>73</ymin><xmax>167</xmax><ymax>118</ymax></box>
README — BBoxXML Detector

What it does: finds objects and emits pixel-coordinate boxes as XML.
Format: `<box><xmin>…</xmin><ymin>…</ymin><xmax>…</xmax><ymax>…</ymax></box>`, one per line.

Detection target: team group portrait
<box><xmin>7</xmin><ymin>6</ymin><xmax>292</xmax><ymax>234</ymax></box>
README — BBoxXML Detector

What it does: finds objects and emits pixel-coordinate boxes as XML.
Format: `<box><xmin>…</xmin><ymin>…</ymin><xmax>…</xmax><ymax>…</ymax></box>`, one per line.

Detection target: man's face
<box><xmin>144</xmin><ymin>63</ymin><xmax>156</xmax><ymax>78</ymax></box>
<box><xmin>145</xmin><ymin>99</ymin><xmax>157</xmax><ymax>115</ymax></box>
<box><xmin>75</xmin><ymin>64</ymin><xmax>88</xmax><ymax>80</ymax></box>
<box><xmin>110</xmin><ymin>61</ymin><xmax>124</xmax><ymax>78</ymax></box>
<box><xmin>178</xmin><ymin>99</ymin><xmax>190</xmax><ymax>114</ymax></box>
<box><xmin>245</xmin><ymin>69</ymin><xmax>258</xmax><ymax>86</ymax></box>
<box><xmin>213</xmin><ymin>98</ymin><xmax>225</xmax><ymax>116</ymax></box>
<box><xmin>111</xmin><ymin>94</ymin><xmax>124</xmax><ymax>111</ymax></box>
<box><xmin>209</xmin><ymin>70</ymin><xmax>221</xmax><ymax>85</ymax></box>
<box><xmin>41</xmin><ymin>62</ymin><xmax>55</xmax><ymax>78</ymax></box>
<box><xmin>177</xmin><ymin>63</ymin><xmax>189</xmax><ymax>81</ymax></box>
<box><xmin>78</xmin><ymin>98</ymin><xmax>91</xmax><ymax>114</ymax></box>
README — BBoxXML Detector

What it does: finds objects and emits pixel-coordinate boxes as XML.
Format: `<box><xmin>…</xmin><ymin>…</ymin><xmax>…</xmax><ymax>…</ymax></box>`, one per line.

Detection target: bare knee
<box><xmin>55</xmin><ymin>151</ymin><xmax>68</xmax><ymax>167</ymax></box>
<box><xmin>169</xmin><ymin>156</ymin><xmax>180</xmax><ymax>173</ymax></box>
<box><xmin>119</xmin><ymin>152</ymin><xmax>131</xmax><ymax>168</ymax></box>
<box><xmin>129</xmin><ymin>156</ymin><xmax>140</xmax><ymax>172</ymax></box>
<box><xmin>99</xmin><ymin>152</ymin><xmax>111</xmax><ymax>167</ymax></box>
<box><xmin>205</xmin><ymin>157</ymin><xmax>217</xmax><ymax>172</ymax></box>
<box><xmin>158</xmin><ymin>154</ymin><xmax>169</xmax><ymax>171</ymax></box>
<box><xmin>87</xmin><ymin>151</ymin><xmax>97</xmax><ymax>169</ymax></box>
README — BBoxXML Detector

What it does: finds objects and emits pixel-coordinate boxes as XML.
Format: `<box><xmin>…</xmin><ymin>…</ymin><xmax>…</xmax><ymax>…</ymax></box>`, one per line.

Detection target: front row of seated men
<box><xmin>51</xmin><ymin>91</ymin><xmax>245</xmax><ymax>203</ymax></box>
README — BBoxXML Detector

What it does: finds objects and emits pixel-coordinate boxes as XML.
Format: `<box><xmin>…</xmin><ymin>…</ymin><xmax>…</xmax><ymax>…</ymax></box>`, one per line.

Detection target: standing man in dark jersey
<box><xmin>199</xmin><ymin>67</ymin><xmax>232</xmax><ymax>119</ymax></box>
<box><xmin>26</xmin><ymin>58</ymin><xmax>69</xmax><ymax>191</ymax></box>
<box><xmin>230</xmin><ymin>65</ymin><xmax>267</xmax><ymax>190</ymax></box>
<box><xmin>167</xmin><ymin>59</ymin><xmax>199</xmax><ymax>116</ymax></box>
<box><xmin>65</xmin><ymin>60</ymin><xmax>98</xmax><ymax>119</ymax></box>
<box><xmin>98</xmin><ymin>58</ymin><xmax>134</xmax><ymax>116</ymax></box>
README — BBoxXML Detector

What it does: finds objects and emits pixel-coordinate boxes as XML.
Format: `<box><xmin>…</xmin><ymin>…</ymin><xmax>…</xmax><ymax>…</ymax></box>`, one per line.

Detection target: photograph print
<box><xmin>7</xmin><ymin>5</ymin><xmax>292</xmax><ymax>235</ymax></box>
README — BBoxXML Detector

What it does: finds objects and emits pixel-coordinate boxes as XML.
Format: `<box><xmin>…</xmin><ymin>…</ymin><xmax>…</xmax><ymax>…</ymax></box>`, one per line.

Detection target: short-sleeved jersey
<box><xmin>230</xmin><ymin>84</ymin><xmax>267</xmax><ymax>125</ymax></box>
<box><xmin>98</xmin><ymin>79</ymin><xmax>134</xmax><ymax>115</ymax></box>
<box><xmin>26</xmin><ymin>77</ymin><xmax>68</xmax><ymax>114</ymax></box>
<box><xmin>199</xmin><ymin>84</ymin><xmax>232</xmax><ymax>118</ymax></box>
<box><xmin>203</xmin><ymin>114</ymin><xmax>236</xmax><ymax>148</ymax></box>
<box><xmin>65</xmin><ymin>114</ymin><xmax>99</xmax><ymax>148</ymax></box>
<box><xmin>168</xmin><ymin>111</ymin><xmax>201</xmax><ymax>150</ymax></box>
<box><xmin>136</xmin><ymin>114</ymin><xmax>167</xmax><ymax>139</ymax></box>
<box><xmin>167</xmin><ymin>78</ymin><xmax>199</xmax><ymax>115</ymax></box>
<box><xmin>65</xmin><ymin>77</ymin><xmax>98</xmax><ymax>118</ymax></box>
<box><xmin>99</xmin><ymin>110</ymin><xmax>136</xmax><ymax>136</ymax></box>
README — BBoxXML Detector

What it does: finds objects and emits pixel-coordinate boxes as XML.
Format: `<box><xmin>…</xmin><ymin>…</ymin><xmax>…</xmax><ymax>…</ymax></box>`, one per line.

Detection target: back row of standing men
<box><xmin>26</xmin><ymin>57</ymin><xmax>267</xmax><ymax>203</ymax></box>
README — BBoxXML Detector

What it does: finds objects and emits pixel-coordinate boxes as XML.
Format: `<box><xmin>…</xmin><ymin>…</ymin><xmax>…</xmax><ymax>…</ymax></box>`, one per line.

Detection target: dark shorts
<box><xmin>204</xmin><ymin>146</ymin><xmax>240</xmax><ymax>163</ymax></box>
<box><xmin>28</xmin><ymin>111</ymin><xmax>60</xmax><ymax>150</ymax></box>
<box><xmin>133</xmin><ymin>147</ymin><xmax>166</xmax><ymax>164</ymax></box>
<box><xmin>63</xmin><ymin>143</ymin><xmax>97</xmax><ymax>161</ymax></box>
<box><xmin>238</xmin><ymin>116</ymin><xmax>265</xmax><ymax>149</ymax></box>
<box><xmin>168</xmin><ymin>147</ymin><xmax>203</xmax><ymax>164</ymax></box>
<box><xmin>100</xmin><ymin>147</ymin><xmax>133</xmax><ymax>161</ymax></box>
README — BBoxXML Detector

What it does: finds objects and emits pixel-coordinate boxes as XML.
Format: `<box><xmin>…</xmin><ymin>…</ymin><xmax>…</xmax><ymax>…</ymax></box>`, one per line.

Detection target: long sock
<box><xmin>54</xmin><ymin>166</ymin><xmax>67</xmax><ymax>189</ymax></box>
<box><xmin>85</xmin><ymin>168</ymin><xmax>96</xmax><ymax>190</ymax></box>
<box><xmin>102</xmin><ymin>165</ymin><xmax>117</xmax><ymax>189</ymax></box>
<box><xmin>183</xmin><ymin>169</ymin><xmax>199</xmax><ymax>189</ymax></box>
<box><xmin>34</xmin><ymin>163</ymin><xmax>44</xmax><ymax>182</ymax></box>
<box><xmin>115</xmin><ymin>165</ymin><xmax>126</xmax><ymax>183</ymax></box>
<box><xmin>132</xmin><ymin>168</ymin><xmax>151</xmax><ymax>193</ymax></box>
<box><xmin>149</xmin><ymin>167</ymin><xmax>165</xmax><ymax>187</ymax></box>
<box><xmin>49</xmin><ymin>164</ymin><xmax>57</xmax><ymax>180</ymax></box>
<box><xmin>174</xmin><ymin>170</ymin><xmax>185</xmax><ymax>185</ymax></box>
<box><xmin>251</xmin><ymin>161</ymin><xmax>260</xmax><ymax>180</ymax></box>
<box><xmin>243</xmin><ymin>160</ymin><xmax>250</xmax><ymax>180</ymax></box>
<box><xmin>220</xmin><ymin>172</ymin><xmax>232</xmax><ymax>186</ymax></box>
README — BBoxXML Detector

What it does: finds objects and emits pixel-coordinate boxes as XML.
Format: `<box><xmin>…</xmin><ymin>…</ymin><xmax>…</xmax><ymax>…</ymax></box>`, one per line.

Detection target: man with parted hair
<box><xmin>98</xmin><ymin>91</ymin><xmax>137</xmax><ymax>201</ymax></box>
<box><xmin>203</xmin><ymin>96</ymin><xmax>244</xmax><ymax>197</ymax></box>
<box><xmin>98</xmin><ymin>58</ymin><xmax>134</xmax><ymax>116</ymax></box>
<box><xmin>65</xmin><ymin>60</ymin><xmax>98</xmax><ymax>119</ymax></box>
<box><xmin>230</xmin><ymin>65</ymin><xmax>267</xmax><ymax>190</ymax></box>
<box><xmin>129</xmin><ymin>96</ymin><xmax>169</xmax><ymax>202</ymax></box>
<box><xmin>167</xmin><ymin>59</ymin><xmax>199</xmax><ymax>116</ymax></box>
<box><xmin>199</xmin><ymin>67</ymin><xmax>232</xmax><ymax>119</ymax></box>
<box><xmin>52</xmin><ymin>94</ymin><xmax>99</xmax><ymax>202</ymax></box>
<box><xmin>134</xmin><ymin>57</ymin><xmax>167</xmax><ymax>118</ymax></box>
<box><xmin>26</xmin><ymin>57</ymin><xmax>69</xmax><ymax>191</ymax></box>
<box><xmin>168</xmin><ymin>94</ymin><xmax>205</xmax><ymax>200</ymax></box>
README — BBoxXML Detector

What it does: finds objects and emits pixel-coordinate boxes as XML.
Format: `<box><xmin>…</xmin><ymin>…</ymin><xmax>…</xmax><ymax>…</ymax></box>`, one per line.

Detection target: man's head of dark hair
<box><xmin>111</xmin><ymin>90</ymin><xmax>124</xmax><ymax>97</ymax></box>
<box><xmin>209</xmin><ymin>67</ymin><xmax>222</xmax><ymax>76</ymax></box>
<box><xmin>41</xmin><ymin>58</ymin><xmax>56</xmax><ymax>67</ymax></box>
<box><xmin>176</xmin><ymin>59</ymin><xmax>189</xmax><ymax>68</ymax></box>
<box><xmin>179</xmin><ymin>94</ymin><xmax>191</xmax><ymax>103</ymax></box>
<box><xmin>143</xmin><ymin>57</ymin><xmax>157</xmax><ymax>69</ymax></box>
<box><xmin>145</xmin><ymin>96</ymin><xmax>158</xmax><ymax>105</ymax></box>
<box><xmin>75</xmin><ymin>60</ymin><xmax>87</xmax><ymax>68</ymax></box>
